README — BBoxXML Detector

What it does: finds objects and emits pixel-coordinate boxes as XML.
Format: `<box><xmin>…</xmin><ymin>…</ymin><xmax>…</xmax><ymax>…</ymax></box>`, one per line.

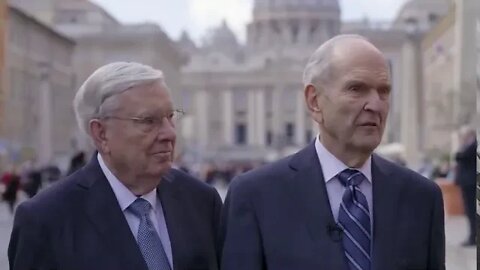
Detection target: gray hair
<box><xmin>302</xmin><ymin>34</ymin><xmax>368</xmax><ymax>89</ymax></box>
<box><xmin>73</xmin><ymin>62</ymin><xmax>165</xmax><ymax>136</ymax></box>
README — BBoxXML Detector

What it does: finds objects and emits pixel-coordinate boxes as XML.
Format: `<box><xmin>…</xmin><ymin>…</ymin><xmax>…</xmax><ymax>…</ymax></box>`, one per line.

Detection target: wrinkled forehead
<box><xmin>335</xmin><ymin>40</ymin><xmax>388</xmax><ymax>68</ymax></box>
<box><xmin>329</xmin><ymin>44</ymin><xmax>390</xmax><ymax>83</ymax></box>
<box><xmin>116</xmin><ymin>82</ymin><xmax>174</xmax><ymax>114</ymax></box>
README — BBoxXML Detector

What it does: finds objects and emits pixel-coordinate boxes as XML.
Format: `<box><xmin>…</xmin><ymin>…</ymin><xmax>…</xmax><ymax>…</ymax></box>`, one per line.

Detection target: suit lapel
<box><xmin>288</xmin><ymin>142</ymin><xmax>349</xmax><ymax>270</ymax></box>
<box><xmin>371</xmin><ymin>155</ymin><xmax>402</xmax><ymax>270</ymax></box>
<box><xmin>79</xmin><ymin>157</ymin><xmax>148</xmax><ymax>270</ymax></box>
<box><xmin>157</xmin><ymin>171</ymin><xmax>186</xmax><ymax>270</ymax></box>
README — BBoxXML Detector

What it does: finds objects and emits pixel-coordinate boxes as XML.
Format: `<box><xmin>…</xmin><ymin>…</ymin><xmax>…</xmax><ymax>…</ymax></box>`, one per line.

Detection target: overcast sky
<box><xmin>90</xmin><ymin>0</ymin><xmax>407</xmax><ymax>42</ymax></box>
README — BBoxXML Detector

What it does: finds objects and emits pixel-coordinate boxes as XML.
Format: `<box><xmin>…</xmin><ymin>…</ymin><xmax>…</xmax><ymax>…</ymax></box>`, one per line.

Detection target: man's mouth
<box><xmin>359</xmin><ymin>122</ymin><xmax>378</xmax><ymax>127</ymax></box>
<box><xmin>152</xmin><ymin>151</ymin><xmax>172</xmax><ymax>157</ymax></box>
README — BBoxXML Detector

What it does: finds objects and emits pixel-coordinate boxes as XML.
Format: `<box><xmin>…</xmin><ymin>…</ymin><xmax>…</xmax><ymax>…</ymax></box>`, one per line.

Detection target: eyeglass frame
<box><xmin>98</xmin><ymin>109</ymin><xmax>185</xmax><ymax>133</ymax></box>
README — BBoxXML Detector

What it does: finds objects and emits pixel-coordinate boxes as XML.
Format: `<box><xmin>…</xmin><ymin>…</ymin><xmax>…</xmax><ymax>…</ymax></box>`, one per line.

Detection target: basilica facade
<box><xmin>178</xmin><ymin>0</ymin><xmax>455</xmax><ymax>166</ymax></box>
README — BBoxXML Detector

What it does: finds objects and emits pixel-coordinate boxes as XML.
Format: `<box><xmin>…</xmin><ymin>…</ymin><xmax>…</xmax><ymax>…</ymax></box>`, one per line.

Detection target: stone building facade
<box><xmin>180</xmin><ymin>0</ymin><xmax>454</xmax><ymax>167</ymax></box>
<box><xmin>2</xmin><ymin>5</ymin><xmax>75</xmax><ymax>165</ymax></box>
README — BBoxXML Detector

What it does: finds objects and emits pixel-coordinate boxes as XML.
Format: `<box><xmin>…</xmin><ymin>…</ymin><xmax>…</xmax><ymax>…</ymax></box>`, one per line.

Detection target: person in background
<box><xmin>23</xmin><ymin>169</ymin><xmax>42</xmax><ymax>198</ymax></box>
<box><xmin>454</xmin><ymin>125</ymin><xmax>477</xmax><ymax>246</ymax></box>
<box><xmin>67</xmin><ymin>151</ymin><xmax>87</xmax><ymax>176</ymax></box>
<box><xmin>1</xmin><ymin>166</ymin><xmax>20</xmax><ymax>214</ymax></box>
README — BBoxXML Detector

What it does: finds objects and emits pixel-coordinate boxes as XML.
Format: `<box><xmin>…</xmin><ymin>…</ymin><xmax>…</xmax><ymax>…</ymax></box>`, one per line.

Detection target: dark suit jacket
<box><xmin>9</xmin><ymin>156</ymin><xmax>222</xmax><ymax>270</ymax></box>
<box><xmin>221</xmin><ymin>142</ymin><xmax>445</xmax><ymax>270</ymax></box>
<box><xmin>455</xmin><ymin>140</ymin><xmax>477</xmax><ymax>187</ymax></box>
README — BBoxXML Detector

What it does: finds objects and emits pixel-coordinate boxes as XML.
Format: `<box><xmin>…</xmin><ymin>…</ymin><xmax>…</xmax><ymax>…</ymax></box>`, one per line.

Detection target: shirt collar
<box><xmin>314</xmin><ymin>136</ymin><xmax>372</xmax><ymax>183</ymax></box>
<box><xmin>97</xmin><ymin>153</ymin><xmax>157</xmax><ymax>211</ymax></box>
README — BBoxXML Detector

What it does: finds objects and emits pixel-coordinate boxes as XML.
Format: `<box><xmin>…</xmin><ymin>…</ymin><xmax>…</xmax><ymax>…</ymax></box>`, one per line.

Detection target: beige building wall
<box><xmin>71</xmin><ymin>26</ymin><xmax>183</xmax><ymax>89</ymax></box>
<box><xmin>10</xmin><ymin>0</ymin><xmax>118</xmax><ymax>29</ymax></box>
<box><xmin>9</xmin><ymin>0</ymin><xmax>58</xmax><ymax>24</ymax></box>
<box><xmin>4</xmin><ymin>6</ymin><xmax>75</xmax><ymax>164</ymax></box>
<box><xmin>422</xmin><ymin>0</ymin><xmax>478</xmax><ymax>158</ymax></box>
<box><xmin>422</xmin><ymin>10</ymin><xmax>456</xmax><ymax>155</ymax></box>
<box><xmin>452</xmin><ymin>0</ymin><xmax>477</xmax><ymax>127</ymax></box>
<box><xmin>15</xmin><ymin>0</ymin><xmax>186</xmax><ymax>155</ymax></box>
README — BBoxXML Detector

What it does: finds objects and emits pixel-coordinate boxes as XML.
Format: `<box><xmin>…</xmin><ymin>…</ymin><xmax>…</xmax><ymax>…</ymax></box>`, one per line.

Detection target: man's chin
<box><xmin>354</xmin><ymin>139</ymin><xmax>381</xmax><ymax>153</ymax></box>
<box><xmin>148</xmin><ymin>161</ymin><xmax>172</xmax><ymax>178</ymax></box>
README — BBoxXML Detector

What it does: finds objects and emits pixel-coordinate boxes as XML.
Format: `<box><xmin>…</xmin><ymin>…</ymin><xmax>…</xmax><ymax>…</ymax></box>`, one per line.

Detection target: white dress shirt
<box><xmin>97</xmin><ymin>153</ymin><xmax>173</xmax><ymax>268</ymax></box>
<box><xmin>314</xmin><ymin>137</ymin><xmax>373</xmax><ymax>225</ymax></box>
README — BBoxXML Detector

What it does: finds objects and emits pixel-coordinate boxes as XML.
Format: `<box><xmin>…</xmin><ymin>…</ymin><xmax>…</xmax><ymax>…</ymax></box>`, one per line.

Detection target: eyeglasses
<box><xmin>101</xmin><ymin>109</ymin><xmax>185</xmax><ymax>133</ymax></box>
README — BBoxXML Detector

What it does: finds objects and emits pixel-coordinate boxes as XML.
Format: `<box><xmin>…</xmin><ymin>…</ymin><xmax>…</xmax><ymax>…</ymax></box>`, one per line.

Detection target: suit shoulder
<box><xmin>170</xmin><ymin>168</ymin><xmax>219</xmax><ymax>196</ymax></box>
<box><xmin>229</xmin><ymin>155</ymin><xmax>294</xmax><ymax>193</ymax></box>
<box><xmin>376</xmin><ymin>155</ymin><xmax>441</xmax><ymax>193</ymax></box>
<box><xmin>15</xmin><ymin>173</ymin><xmax>82</xmax><ymax>223</ymax></box>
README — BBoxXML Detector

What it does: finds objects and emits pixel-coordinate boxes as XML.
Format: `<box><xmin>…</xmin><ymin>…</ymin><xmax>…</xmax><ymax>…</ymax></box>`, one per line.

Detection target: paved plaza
<box><xmin>0</xmin><ymin>186</ymin><xmax>476</xmax><ymax>270</ymax></box>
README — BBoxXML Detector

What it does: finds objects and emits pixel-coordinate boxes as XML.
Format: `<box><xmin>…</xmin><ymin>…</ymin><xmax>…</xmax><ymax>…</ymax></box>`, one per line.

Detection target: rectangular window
<box><xmin>285</xmin><ymin>122</ymin><xmax>294</xmax><ymax>145</ymax></box>
<box><xmin>235</xmin><ymin>123</ymin><xmax>247</xmax><ymax>145</ymax></box>
<box><xmin>266</xmin><ymin>131</ymin><xmax>273</xmax><ymax>146</ymax></box>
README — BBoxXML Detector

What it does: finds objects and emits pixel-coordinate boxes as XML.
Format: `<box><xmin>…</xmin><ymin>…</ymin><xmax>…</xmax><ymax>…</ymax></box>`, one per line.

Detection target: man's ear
<box><xmin>89</xmin><ymin>119</ymin><xmax>110</xmax><ymax>154</ymax></box>
<box><xmin>305</xmin><ymin>84</ymin><xmax>321</xmax><ymax>112</ymax></box>
<box><xmin>305</xmin><ymin>84</ymin><xmax>325</xmax><ymax>124</ymax></box>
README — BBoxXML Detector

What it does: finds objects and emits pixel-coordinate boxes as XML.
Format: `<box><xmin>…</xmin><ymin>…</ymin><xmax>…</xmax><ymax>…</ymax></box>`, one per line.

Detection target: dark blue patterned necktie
<box><xmin>128</xmin><ymin>198</ymin><xmax>171</xmax><ymax>270</ymax></box>
<box><xmin>337</xmin><ymin>169</ymin><xmax>371</xmax><ymax>270</ymax></box>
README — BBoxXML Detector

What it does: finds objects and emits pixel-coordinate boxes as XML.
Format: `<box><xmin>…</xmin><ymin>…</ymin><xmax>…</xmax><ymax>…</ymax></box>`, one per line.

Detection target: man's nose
<box><xmin>363</xmin><ymin>90</ymin><xmax>387</xmax><ymax>112</ymax></box>
<box><xmin>157</xmin><ymin>118</ymin><xmax>176</xmax><ymax>140</ymax></box>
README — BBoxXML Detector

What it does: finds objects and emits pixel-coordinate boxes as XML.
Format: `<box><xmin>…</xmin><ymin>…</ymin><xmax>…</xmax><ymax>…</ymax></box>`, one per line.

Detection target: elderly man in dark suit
<box><xmin>9</xmin><ymin>62</ymin><xmax>222</xmax><ymax>270</ymax></box>
<box><xmin>455</xmin><ymin>126</ymin><xmax>477</xmax><ymax>246</ymax></box>
<box><xmin>221</xmin><ymin>35</ymin><xmax>445</xmax><ymax>270</ymax></box>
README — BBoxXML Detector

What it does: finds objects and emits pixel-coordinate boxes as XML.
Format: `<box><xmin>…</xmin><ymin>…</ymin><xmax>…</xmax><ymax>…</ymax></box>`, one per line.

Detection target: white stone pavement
<box><xmin>0</xmin><ymin>185</ymin><xmax>475</xmax><ymax>270</ymax></box>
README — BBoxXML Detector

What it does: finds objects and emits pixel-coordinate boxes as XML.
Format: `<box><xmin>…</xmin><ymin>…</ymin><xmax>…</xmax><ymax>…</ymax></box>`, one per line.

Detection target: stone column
<box><xmin>38</xmin><ymin>63</ymin><xmax>52</xmax><ymax>166</ymax></box>
<box><xmin>247</xmin><ymin>89</ymin><xmax>256</xmax><ymax>145</ymax></box>
<box><xmin>280</xmin><ymin>20</ymin><xmax>291</xmax><ymax>44</ymax></box>
<box><xmin>195</xmin><ymin>89</ymin><xmax>208</xmax><ymax>146</ymax></box>
<box><xmin>400</xmin><ymin>36</ymin><xmax>422</xmax><ymax>168</ymax></box>
<box><xmin>223</xmin><ymin>89</ymin><xmax>233</xmax><ymax>145</ymax></box>
<box><xmin>312</xmin><ymin>20</ymin><xmax>322</xmax><ymax>44</ymax></box>
<box><xmin>298</xmin><ymin>19</ymin><xmax>310</xmax><ymax>45</ymax></box>
<box><xmin>255</xmin><ymin>89</ymin><xmax>266</xmax><ymax>146</ymax></box>
<box><xmin>311</xmin><ymin>118</ymin><xmax>319</xmax><ymax>140</ymax></box>
<box><xmin>295</xmin><ymin>90</ymin><xmax>306</xmax><ymax>146</ymax></box>
<box><xmin>453</xmin><ymin>0</ymin><xmax>477</xmax><ymax>127</ymax></box>
<box><xmin>272</xmin><ymin>87</ymin><xmax>283</xmax><ymax>146</ymax></box>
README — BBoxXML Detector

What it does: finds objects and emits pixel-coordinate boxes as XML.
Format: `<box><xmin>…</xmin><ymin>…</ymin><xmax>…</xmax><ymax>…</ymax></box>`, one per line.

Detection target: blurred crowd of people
<box><xmin>0</xmin><ymin>134</ymin><xmax>475</xmax><ymax>217</ymax></box>
<box><xmin>417</xmin><ymin>158</ymin><xmax>455</xmax><ymax>181</ymax></box>
<box><xmin>175</xmin><ymin>160</ymin><xmax>265</xmax><ymax>186</ymax></box>
<box><xmin>0</xmin><ymin>128</ymin><xmax>476</xmax><ymax>248</ymax></box>
<box><xmin>0</xmin><ymin>151</ymin><xmax>86</xmax><ymax>214</ymax></box>
<box><xmin>0</xmin><ymin>149</ymin><xmax>266</xmax><ymax>214</ymax></box>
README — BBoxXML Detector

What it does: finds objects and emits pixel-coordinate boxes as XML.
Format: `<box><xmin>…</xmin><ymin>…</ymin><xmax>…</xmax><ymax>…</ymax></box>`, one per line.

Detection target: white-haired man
<box><xmin>9</xmin><ymin>62</ymin><xmax>223</xmax><ymax>270</ymax></box>
<box><xmin>221</xmin><ymin>35</ymin><xmax>445</xmax><ymax>270</ymax></box>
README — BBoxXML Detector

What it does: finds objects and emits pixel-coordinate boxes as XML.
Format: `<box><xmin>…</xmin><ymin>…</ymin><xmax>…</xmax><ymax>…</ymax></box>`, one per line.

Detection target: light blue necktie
<box><xmin>128</xmin><ymin>198</ymin><xmax>171</xmax><ymax>270</ymax></box>
<box><xmin>337</xmin><ymin>169</ymin><xmax>371</xmax><ymax>270</ymax></box>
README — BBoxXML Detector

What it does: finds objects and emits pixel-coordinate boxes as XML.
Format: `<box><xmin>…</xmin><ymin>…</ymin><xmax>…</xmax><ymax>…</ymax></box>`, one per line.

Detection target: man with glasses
<box><xmin>9</xmin><ymin>62</ymin><xmax>223</xmax><ymax>270</ymax></box>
